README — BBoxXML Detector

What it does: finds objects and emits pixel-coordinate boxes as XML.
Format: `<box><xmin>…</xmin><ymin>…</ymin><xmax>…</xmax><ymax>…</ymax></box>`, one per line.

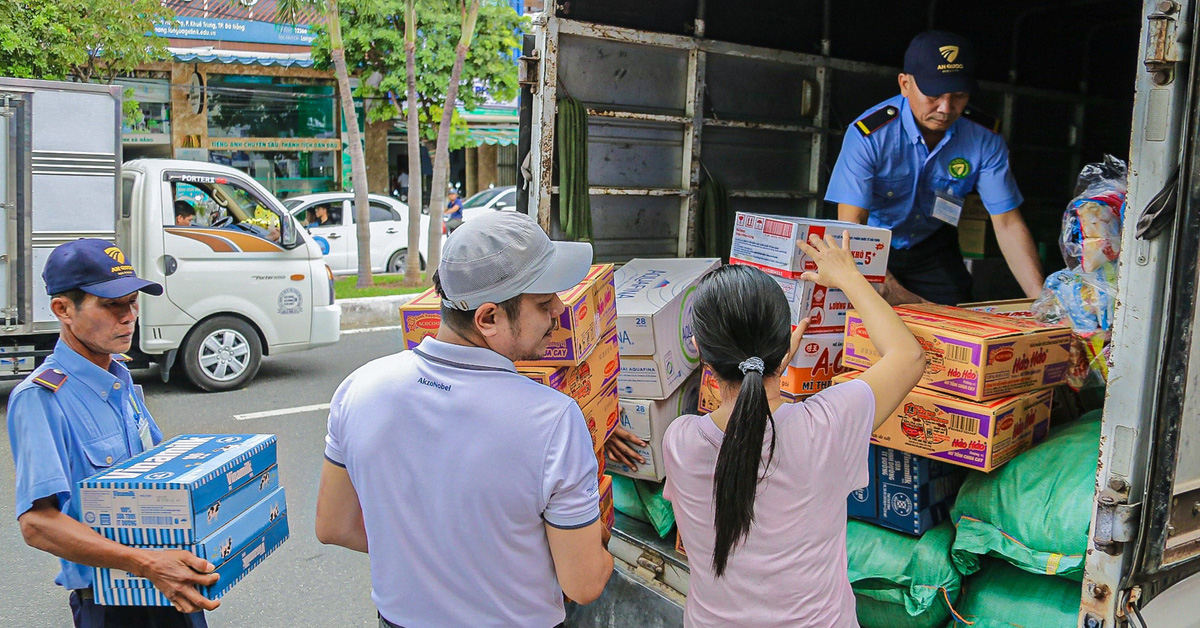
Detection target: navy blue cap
<box><xmin>43</xmin><ymin>239</ymin><xmax>163</xmax><ymax>298</ymax></box>
<box><xmin>904</xmin><ymin>31</ymin><xmax>977</xmax><ymax>96</ymax></box>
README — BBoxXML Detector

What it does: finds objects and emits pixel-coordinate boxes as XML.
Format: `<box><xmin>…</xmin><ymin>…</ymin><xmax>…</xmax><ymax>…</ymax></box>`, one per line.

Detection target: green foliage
<box><xmin>0</xmin><ymin>0</ymin><xmax>173</xmax><ymax>83</ymax></box>
<box><xmin>311</xmin><ymin>0</ymin><xmax>524</xmax><ymax>150</ymax></box>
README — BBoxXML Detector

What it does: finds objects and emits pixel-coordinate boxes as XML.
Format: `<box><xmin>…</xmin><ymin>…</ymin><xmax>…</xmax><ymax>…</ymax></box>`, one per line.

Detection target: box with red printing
<box><xmin>843</xmin><ymin>304</ymin><xmax>1072</xmax><ymax>401</ymax></box>
<box><xmin>398</xmin><ymin>287</ymin><xmax>442</xmax><ymax>350</ymax></box>
<box><xmin>583</xmin><ymin>382</ymin><xmax>619</xmax><ymax>452</ymax></box>
<box><xmin>729</xmin><ymin>213</ymin><xmax>891</xmax><ymax>280</ymax></box>
<box><xmin>599</xmin><ymin>475</ymin><xmax>614</xmax><ymax>530</ymax></box>
<box><xmin>519</xmin><ymin>330</ymin><xmax>619</xmax><ymax>408</ymax></box>
<box><xmin>780</xmin><ymin>332</ymin><xmax>846</xmax><ymax>397</ymax></box>
<box><xmin>584</xmin><ymin>264</ymin><xmax>617</xmax><ymax>334</ymax></box>
<box><xmin>698</xmin><ymin>365</ymin><xmax>722</xmax><ymax>414</ymax></box>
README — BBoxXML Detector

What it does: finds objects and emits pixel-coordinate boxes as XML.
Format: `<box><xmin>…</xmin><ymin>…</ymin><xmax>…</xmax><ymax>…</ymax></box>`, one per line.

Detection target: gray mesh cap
<box><xmin>439</xmin><ymin>211</ymin><xmax>593</xmax><ymax>310</ymax></box>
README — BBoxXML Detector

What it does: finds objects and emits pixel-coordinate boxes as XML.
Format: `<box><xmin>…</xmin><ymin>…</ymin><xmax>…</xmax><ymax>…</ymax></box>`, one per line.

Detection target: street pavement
<box><xmin>0</xmin><ymin>327</ymin><xmax>403</xmax><ymax>627</ymax></box>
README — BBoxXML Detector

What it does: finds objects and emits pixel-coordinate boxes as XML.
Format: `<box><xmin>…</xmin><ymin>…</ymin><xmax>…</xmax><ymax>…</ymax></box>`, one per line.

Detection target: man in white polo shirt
<box><xmin>314</xmin><ymin>211</ymin><xmax>613</xmax><ymax>627</ymax></box>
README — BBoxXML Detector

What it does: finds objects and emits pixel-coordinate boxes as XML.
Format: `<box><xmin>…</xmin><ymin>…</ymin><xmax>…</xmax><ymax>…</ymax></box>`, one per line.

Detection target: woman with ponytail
<box><xmin>663</xmin><ymin>232</ymin><xmax>926</xmax><ymax>627</ymax></box>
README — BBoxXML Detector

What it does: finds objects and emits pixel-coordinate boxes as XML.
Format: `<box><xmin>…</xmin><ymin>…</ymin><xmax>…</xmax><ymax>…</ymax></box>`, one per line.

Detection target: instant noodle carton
<box><xmin>596</xmin><ymin>446</ymin><xmax>607</xmax><ymax>478</ymax></box>
<box><xmin>585</xmin><ymin>263</ymin><xmax>618</xmax><ymax>334</ymax></box>
<box><xmin>842</xmin><ymin>304</ymin><xmax>1071</xmax><ymax>401</ymax></box>
<box><xmin>94</xmin><ymin>486</ymin><xmax>287</xmax><ymax>591</ymax></box>
<box><xmin>599</xmin><ymin>475</ymin><xmax>614</xmax><ymax>531</ymax></box>
<box><xmin>698</xmin><ymin>365</ymin><xmax>721</xmax><ymax>414</ymax></box>
<box><xmin>399</xmin><ymin>287</ymin><xmax>442</xmax><ymax>350</ymax></box>
<box><xmin>611</xmin><ymin>373</ymin><xmax>702</xmax><ymax>481</ymax></box>
<box><xmin>537</xmin><ymin>279</ymin><xmax>599</xmax><ymax>366</ymax></box>
<box><xmin>780</xmin><ymin>332</ymin><xmax>845</xmax><ymax>397</ymax></box>
<box><xmin>615</xmin><ymin>258</ymin><xmax>720</xmax><ymax>399</ymax></box>
<box><xmin>582</xmin><ymin>381</ymin><xmax>620</xmax><ymax>452</ymax></box>
<box><xmin>834</xmin><ymin>372</ymin><xmax>1053</xmax><ymax>472</ymax></box>
<box><xmin>729</xmin><ymin>213</ymin><xmax>890</xmax><ymax>333</ymax></box>
<box><xmin>80</xmin><ymin>434</ymin><xmax>277</xmax><ymax>544</ymax></box>
<box><xmin>519</xmin><ymin>329</ymin><xmax>619</xmax><ymax>408</ymax></box>
<box><xmin>675</xmin><ymin>530</ymin><xmax>687</xmax><ymax>557</ymax></box>
<box><xmin>960</xmin><ymin>298</ymin><xmax>1039</xmax><ymax>320</ymax></box>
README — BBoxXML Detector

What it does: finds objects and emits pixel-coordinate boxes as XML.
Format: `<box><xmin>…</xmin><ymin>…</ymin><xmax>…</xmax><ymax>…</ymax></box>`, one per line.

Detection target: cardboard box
<box><xmin>540</xmin><ymin>280</ymin><xmax>600</xmax><ymax>366</ymax></box>
<box><xmin>585</xmin><ymin>263</ymin><xmax>618</xmax><ymax>334</ymax></box>
<box><xmin>698</xmin><ymin>365</ymin><xmax>721</xmax><ymax>414</ymax></box>
<box><xmin>729</xmin><ymin>213</ymin><xmax>891</xmax><ymax>280</ymax></box>
<box><xmin>582</xmin><ymin>382</ymin><xmax>620</xmax><ymax>452</ymax></box>
<box><xmin>610</xmin><ymin>373</ymin><xmax>702</xmax><ymax>481</ymax></box>
<box><xmin>599</xmin><ymin>475</ymin><xmax>614</xmax><ymax>530</ymax></box>
<box><xmin>614</xmin><ymin>258</ymin><xmax>720</xmax><ymax>399</ymax></box>
<box><xmin>780</xmin><ymin>332</ymin><xmax>845</xmax><ymax>397</ymax></box>
<box><xmin>958</xmin><ymin>194</ymin><xmax>995</xmax><ymax>259</ymax></box>
<box><xmin>872</xmin><ymin>446</ymin><xmax>964</xmax><ymax>535</ymax></box>
<box><xmin>843</xmin><ymin>304</ymin><xmax>1072</xmax><ymax>401</ymax></box>
<box><xmin>399</xmin><ymin>287</ymin><xmax>442</xmax><ymax>350</ymax></box>
<box><xmin>95</xmin><ymin>512</ymin><xmax>289</xmax><ymax>606</ymax></box>
<box><xmin>80</xmin><ymin>435</ymin><xmax>277</xmax><ymax>544</ymax></box>
<box><xmin>675</xmin><ymin>530</ymin><xmax>687</xmax><ymax>557</ymax></box>
<box><xmin>834</xmin><ymin>372</ymin><xmax>1053</xmax><ymax>472</ymax></box>
<box><xmin>518</xmin><ymin>329</ymin><xmax>619</xmax><ymax>408</ymax></box>
<box><xmin>846</xmin><ymin>447</ymin><xmax>877</xmax><ymax>519</ymax></box>
<box><xmin>960</xmin><ymin>298</ymin><xmax>1039</xmax><ymax>319</ymax></box>
<box><xmin>596</xmin><ymin>446</ymin><xmax>607</xmax><ymax>478</ymax></box>
<box><xmin>95</xmin><ymin>486</ymin><xmax>287</xmax><ymax>589</ymax></box>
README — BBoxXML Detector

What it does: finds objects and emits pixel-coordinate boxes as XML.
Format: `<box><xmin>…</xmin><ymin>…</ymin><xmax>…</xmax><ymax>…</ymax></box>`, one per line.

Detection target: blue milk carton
<box><xmin>873</xmin><ymin>446</ymin><xmax>965</xmax><ymax>535</ymax></box>
<box><xmin>846</xmin><ymin>445</ymin><xmax>878</xmax><ymax>519</ymax></box>
<box><xmin>94</xmin><ymin>486</ymin><xmax>287</xmax><ymax>597</ymax></box>
<box><xmin>79</xmin><ymin>434</ymin><xmax>277</xmax><ymax>544</ymax></box>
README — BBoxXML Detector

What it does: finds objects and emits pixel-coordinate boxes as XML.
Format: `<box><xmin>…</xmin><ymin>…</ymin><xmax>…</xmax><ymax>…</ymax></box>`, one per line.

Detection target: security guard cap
<box><xmin>904</xmin><ymin>30</ymin><xmax>978</xmax><ymax>96</ymax></box>
<box><xmin>43</xmin><ymin>239</ymin><xmax>163</xmax><ymax>298</ymax></box>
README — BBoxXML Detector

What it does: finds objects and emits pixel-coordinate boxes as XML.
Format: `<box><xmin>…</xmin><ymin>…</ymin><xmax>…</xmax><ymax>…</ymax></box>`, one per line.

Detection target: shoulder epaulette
<box><xmin>113</xmin><ymin>353</ymin><xmax>131</xmax><ymax>363</ymax></box>
<box><xmin>855</xmin><ymin>104</ymin><xmax>900</xmax><ymax>136</ymax></box>
<box><xmin>961</xmin><ymin>106</ymin><xmax>1001</xmax><ymax>133</ymax></box>
<box><xmin>32</xmin><ymin>368</ymin><xmax>68</xmax><ymax>392</ymax></box>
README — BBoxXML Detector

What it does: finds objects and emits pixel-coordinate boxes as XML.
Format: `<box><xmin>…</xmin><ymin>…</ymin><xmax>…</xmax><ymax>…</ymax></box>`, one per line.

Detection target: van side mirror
<box><xmin>281</xmin><ymin>215</ymin><xmax>299</xmax><ymax>248</ymax></box>
<box><xmin>495</xmin><ymin>201</ymin><xmax>508</xmax><ymax>209</ymax></box>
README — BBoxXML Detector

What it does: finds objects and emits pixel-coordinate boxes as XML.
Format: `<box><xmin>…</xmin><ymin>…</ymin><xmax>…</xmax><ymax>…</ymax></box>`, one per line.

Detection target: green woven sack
<box><xmin>848</xmin><ymin>520</ymin><xmax>963</xmax><ymax>628</ymax></box>
<box><xmin>611</xmin><ymin>475</ymin><xmax>675</xmax><ymax>538</ymax></box>
<box><xmin>948</xmin><ymin>559</ymin><xmax>1081</xmax><ymax>627</ymax></box>
<box><xmin>950</xmin><ymin>411</ymin><xmax>1102</xmax><ymax>581</ymax></box>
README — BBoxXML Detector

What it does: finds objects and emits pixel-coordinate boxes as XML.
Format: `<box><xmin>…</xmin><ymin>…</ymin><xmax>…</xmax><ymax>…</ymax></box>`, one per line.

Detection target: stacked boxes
<box><xmin>79</xmin><ymin>434</ymin><xmax>288</xmax><ymax>605</ymax></box>
<box><xmin>781</xmin><ymin>333</ymin><xmax>847</xmax><ymax>397</ymax></box>
<box><xmin>697</xmin><ymin>364</ymin><xmax>805</xmax><ymax>415</ymax></box>
<box><xmin>613</xmin><ymin>258</ymin><xmax>720</xmax><ymax>399</ymax></box>
<box><xmin>846</xmin><ymin>445</ymin><xmax>966</xmax><ymax>535</ymax></box>
<box><xmin>729</xmin><ymin>213</ymin><xmax>890</xmax><ymax>333</ymax></box>
<box><xmin>599</xmin><ymin>475</ymin><xmax>615</xmax><ymax>530</ymax></box>
<box><xmin>610</xmin><ymin>373</ymin><xmax>701</xmax><ymax>481</ymax></box>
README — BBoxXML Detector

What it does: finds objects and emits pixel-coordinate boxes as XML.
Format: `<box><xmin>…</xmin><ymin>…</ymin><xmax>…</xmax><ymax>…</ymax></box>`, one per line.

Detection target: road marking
<box><xmin>235</xmin><ymin>403</ymin><xmax>331</xmax><ymax>421</ymax></box>
<box><xmin>342</xmin><ymin>324</ymin><xmax>402</xmax><ymax>335</ymax></box>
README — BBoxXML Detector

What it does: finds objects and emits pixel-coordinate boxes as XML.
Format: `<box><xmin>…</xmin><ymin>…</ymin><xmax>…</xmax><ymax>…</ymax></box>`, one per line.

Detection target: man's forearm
<box><xmin>992</xmin><ymin>211</ymin><xmax>1045</xmax><ymax>298</ymax></box>
<box><xmin>20</xmin><ymin>506</ymin><xmax>150</xmax><ymax>576</ymax></box>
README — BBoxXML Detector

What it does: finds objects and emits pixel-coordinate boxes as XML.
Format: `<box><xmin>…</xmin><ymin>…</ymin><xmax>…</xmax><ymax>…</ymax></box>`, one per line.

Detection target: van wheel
<box><xmin>388</xmin><ymin>249</ymin><xmax>427</xmax><ymax>273</ymax></box>
<box><xmin>181</xmin><ymin>316</ymin><xmax>262</xmax><ymax>392</ymax></box>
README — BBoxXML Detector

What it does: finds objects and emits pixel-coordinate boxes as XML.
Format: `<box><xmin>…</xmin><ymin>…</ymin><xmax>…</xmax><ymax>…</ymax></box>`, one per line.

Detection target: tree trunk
<box><xmin>403</xmin><ymin>0</ymin><xmax>424</xmax><ymax>285</ymax></box>
<box><xmin>328</xmin><ymin>0</ymin><xmax>373</xmax><ymax>288</ymax></box>
<box><xmin>425</xmin><ymin>0</ymin><xmax>480</xmax><ymax>275</ymax></box>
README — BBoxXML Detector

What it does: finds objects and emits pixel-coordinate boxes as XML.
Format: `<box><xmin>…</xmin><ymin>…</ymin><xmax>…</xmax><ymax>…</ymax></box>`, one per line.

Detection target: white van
<box><xmin>0</xmin><ymin>79</ymin><xmax>340</xmax><ymax>391</ymax></box>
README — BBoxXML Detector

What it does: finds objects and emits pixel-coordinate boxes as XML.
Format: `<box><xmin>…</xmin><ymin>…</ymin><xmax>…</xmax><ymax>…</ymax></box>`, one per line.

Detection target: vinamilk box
<box><xmin>80</xmin><ymin>434</ymin><xmax>277</xmax><ymax>544</ymax></box>
<box><xmin>834</xmin><ymin>372</ymin><xmax>1053</xmax><ymax>472</ymax></box>
<box><xmin>842</xmin><ymin>304</ymin><xmax>1071</xmax><ymax>401</ymax></box>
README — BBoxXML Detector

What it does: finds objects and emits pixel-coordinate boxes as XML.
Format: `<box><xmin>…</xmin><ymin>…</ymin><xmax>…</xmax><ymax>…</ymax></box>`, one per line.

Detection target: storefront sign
<box><xmin>208</xmin><ymin>137</ymin><xmax>342</xmax><ymax>152</ymax></box>
<box><xmin>155</xmin><ymin>17</ymin><xmax>317</xmax><ymax>46</ymax></box>
<box><xmin>123</xmin><ymin>133</ymin><xmax>171</xmax><ymax>145</ymax></box>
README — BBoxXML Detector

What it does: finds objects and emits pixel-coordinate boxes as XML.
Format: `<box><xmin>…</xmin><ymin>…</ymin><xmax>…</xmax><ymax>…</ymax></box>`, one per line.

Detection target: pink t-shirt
<box><xmin>663</xmin><ymin>379</ymin><xmax>876</xmax><ymax>628</ymax></box>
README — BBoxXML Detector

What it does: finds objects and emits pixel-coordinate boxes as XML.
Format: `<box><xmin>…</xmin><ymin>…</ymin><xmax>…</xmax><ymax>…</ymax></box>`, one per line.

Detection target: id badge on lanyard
<box><xmin>932</xmin><ymin>190</ymin><xmax>964</xmax><ymax>227</ymax></box>
<box><xmin>132</xmin><ymin>384</ymin><xmax>153</xmax><ymax>451</ymax></box>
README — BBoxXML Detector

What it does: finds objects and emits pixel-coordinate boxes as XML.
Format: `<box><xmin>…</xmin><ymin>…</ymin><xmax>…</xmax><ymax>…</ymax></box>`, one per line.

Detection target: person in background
<box><xmin>662</xmin><ymin>232</ymin><xmax>926</xmax><ymax>627</ymax></box>
<box><xmin>826</xmin><ymin>31</ymin><xmax>1043</xmax><ymax>305</ymax></box>
<box><xmin>445</xmin><ymin>189</ymin><xmax>465</xmax><ymax>234</ymax></box>
<box><xmin>173</xmin><ymin>200</ymin><xmax>196</xmax><ymax>227</ymax></box>
<box><xmin>307</xmin><ymin>205</ymin><xmax>331</xmax><ymax>229</ymax></box>
<box><xmin>8</xmin><ymin>239</ymin><xmax>219</xmax><ymax>627</ymax></box>
<box><xmin>315</xmin><ymin>211</ymin><xmax>612</xmax><ymax>627</ymax></box>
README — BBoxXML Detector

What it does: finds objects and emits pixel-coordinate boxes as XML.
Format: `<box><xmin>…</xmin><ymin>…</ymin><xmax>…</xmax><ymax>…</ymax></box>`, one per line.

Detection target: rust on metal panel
<box><xmin>703</xmin><ymin>118</ymin><xmax>823</xmax><ymax>134</ymax></box>
<box><xmin>587</xmin><ymin>109</ymin><xmax>690</xmax><ymax>125</ymax></box>
<box><xmin>680</xmin><ymin>48</ymin><xmax>705</xmax><ymax>257</ymax></box>
<box><xmin>536</xmin><ymin>18</ymin><xmax>560</xmax><ymax>233</ymax></box>
<box><xmin>558</xmin><ymin>19</ymin><xmax>698</xmax><ymax>51</ymax></box>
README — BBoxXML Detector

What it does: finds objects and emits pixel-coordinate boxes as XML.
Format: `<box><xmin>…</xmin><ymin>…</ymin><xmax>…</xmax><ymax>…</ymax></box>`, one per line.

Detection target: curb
<box><xmin>339</xmin><ymin>293</ymin><xmax>419</xmax><ymax>330</ymax></box>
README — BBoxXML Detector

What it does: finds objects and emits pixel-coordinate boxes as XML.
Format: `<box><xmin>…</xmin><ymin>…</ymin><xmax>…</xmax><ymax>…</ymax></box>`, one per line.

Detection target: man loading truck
<box><xmin>826</xmin><ymin>31</ymin><xmax>1045</xmax><ymax>305</ymax></box>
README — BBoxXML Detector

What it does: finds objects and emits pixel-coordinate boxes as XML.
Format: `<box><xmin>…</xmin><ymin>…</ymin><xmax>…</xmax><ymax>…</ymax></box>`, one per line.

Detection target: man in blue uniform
<box><xmin>8</xmin><ymin>239</ymin><xmax>219</xmax><ymax>627</ymax></box>
<box><xmin>826</xmin><ymin>31</ymin><xmax>1044</xmax><ymax>305</ymax></box>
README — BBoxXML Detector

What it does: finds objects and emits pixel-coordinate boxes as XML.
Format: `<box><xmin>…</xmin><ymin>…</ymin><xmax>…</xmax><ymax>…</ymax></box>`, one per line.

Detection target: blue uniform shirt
<box><xmin>7</xmin><ymin>340</ymin><xmax>163</xmax><ymax>590</ymax></box>
<box><xmin>825</xmin><ymin>94</ymin><xmax>1024</xmax><ymax>249</ymax></box>
<box><xmin>446</xmin><ymin>197</ymin><xmax>464</xmax><ymax>222</ymax></box>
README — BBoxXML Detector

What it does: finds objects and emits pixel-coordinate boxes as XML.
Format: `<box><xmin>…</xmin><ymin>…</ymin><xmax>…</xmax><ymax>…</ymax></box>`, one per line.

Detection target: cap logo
<box><xmin>104</xmin><ymin>247</ymin><xmax>125</xmax><ymax>264</ymax></box>
<box><xmin>939</xmin><ymin>46</ymin><xmax>959</xmax><ymax>63</ymax></box>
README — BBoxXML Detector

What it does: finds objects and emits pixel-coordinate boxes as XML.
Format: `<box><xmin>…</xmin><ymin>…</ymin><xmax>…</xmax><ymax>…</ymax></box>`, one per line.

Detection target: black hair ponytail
<box><xmin>690</xmin><ymin>264</ymin><xmax>792</xmax><ymax>577</ymax></box>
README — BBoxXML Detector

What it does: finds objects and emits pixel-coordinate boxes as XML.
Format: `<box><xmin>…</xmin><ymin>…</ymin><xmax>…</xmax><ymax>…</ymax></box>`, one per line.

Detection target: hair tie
<box><xmin>738</xmin><ymin>357</ymin><xmax>765</xmax><ymax>376</ymax></box>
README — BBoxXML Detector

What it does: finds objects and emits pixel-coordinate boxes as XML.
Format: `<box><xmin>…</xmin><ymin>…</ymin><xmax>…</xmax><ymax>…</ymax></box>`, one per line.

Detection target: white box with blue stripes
<box><xmin>77</xmin><ymin>434</ymin><xmax>288</xmax><ymax>606</ymax></box>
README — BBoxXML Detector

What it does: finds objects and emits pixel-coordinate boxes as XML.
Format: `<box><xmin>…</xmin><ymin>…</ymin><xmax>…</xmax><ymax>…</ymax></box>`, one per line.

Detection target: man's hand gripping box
<box><xmin>79</xmin><ymin>434</ymin><xmax>277</xmax><ymax>544</ymax></box>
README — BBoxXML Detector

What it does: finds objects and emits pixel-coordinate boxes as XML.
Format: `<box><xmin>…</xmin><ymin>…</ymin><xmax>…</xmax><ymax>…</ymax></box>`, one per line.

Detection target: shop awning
<box><xmin>466</xmin><ymin>126</ymin><xmax>519</xmax><ymax>146</ymax></box>
<box><xmin>172</xmin><ymin>52</ymin><xmax>316</xmax><ymax>68</ymax></box>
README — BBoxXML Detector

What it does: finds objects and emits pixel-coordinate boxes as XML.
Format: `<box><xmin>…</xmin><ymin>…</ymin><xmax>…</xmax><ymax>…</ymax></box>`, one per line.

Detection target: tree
<box><xmin>312</xmin><ymin>0</ymin><xmax>523</xmax><ymax>282</ymax></box>
<box><xmin>278</xmin><ymin>0</ymin><xmax>375</xmax><ymax>289</ymax></box>
<box><xmin>0</xmin><ymin>0</ymin><xmax>173</xmax><ymax>82</ymax></box>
